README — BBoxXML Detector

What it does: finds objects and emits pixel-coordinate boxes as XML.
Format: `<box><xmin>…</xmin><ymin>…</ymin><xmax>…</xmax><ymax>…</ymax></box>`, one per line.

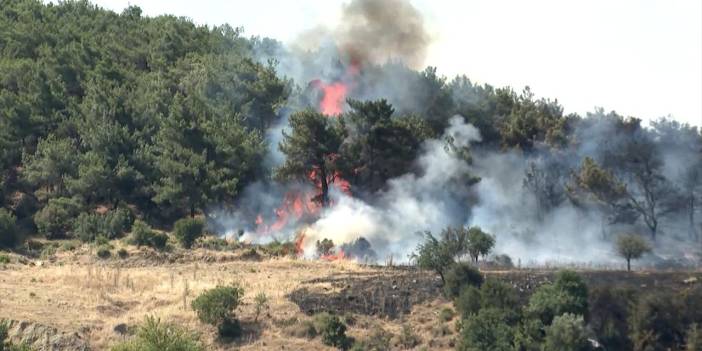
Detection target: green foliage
<box><xmin>315</xmin><ymin>238</ymin><xmax>335</xmax><ymax>257</ymax></box>
<box><xmin>439</xmin><ymin>307</ymin><xmax>456</xmax><ymax>322</ymax></box>
<box><xmin>130</xmin><ymin>220</ymin><xmax>167</xmax><ymax>250</ymax></box>
<box><xmin>458</xmin><ymin>308</ymin><xmax>516</xmax><ymax>351</ymax></box>
<box><xmin>455</xmin><ymin>286</ymin><xmax>482</xmax><ymax>318</ymax></box>
<box><xmin>73</xmin><ymin>208</ymin><xmax>133</xmax><ymax>242</ymax></box>
<box><xmin>173</xmin><ymin>218</ymin><xmax>204</xmax><ymax>249</ymax></box>
<box><xmin>111</xmin><ymin>316</ymin><xmax>203</xmax><ymax>351</ymax></box>
<box><xmin>616</xmin><ymin>234</ymin><xmax>652</xmax><ymax>271</ymax></box>
<box><xmin>314</xmin><ymin>313</ymin><xmax>352</xmax><ymax>350</ymax></box>
<box><xmin>0</xmin><ymin>254</ymin><xmax>10</xmax><ymax>264</ymax></box>
<box><xmin>117</xmin><ymin>248</ymin><xmax>128</xmax><ymax>259</ymax></box>
<box><xmin>479</xmin><ymin>279</ymin><xmax>518</xmax><ymax>310</ymax></box>
<box><xmin>191</xmin><ymin>284</ymin><xmax>243</xmax><ymax>329</ymax></box>
<box><xmin>466</xmin><ymin>226</ymin><xmax>495</xmax><ymax>263</ymax></box>
<box><xmin>414</xmin><ymin>231</ymin><xmax>456</xmax><ymax>283</ymax></box>
<box><xmin>283</xmin><ymin>320</ymin><xmax>317</xmax><ymax>339</ymax></box>
<box><xmin>277</xmin><ymin>109</ymin><xmax>344</xmax><ymax>207</ymax></box>
<box><xmin>0</xmin><ymin>209</ymin><xmax>19</xmax><ymax>249</ymax></box>
<box><xmin>33</xmin><ymin>197</ymin><xmax>81</xmax><ymax>239</ymax></box>
<box><xmin>526</xmin><ymin>271</ymin><xmax>588</xmax><ymax>325</ymax></box>
<box><xmin>543</xmin><ymin>313</ymin><xmax>591</xmax><ymax>351</ymax></box>
<box><xmin>443</xmin><ymin>262</ymin><xmax>483</xmax><ymax>298</ymax></box>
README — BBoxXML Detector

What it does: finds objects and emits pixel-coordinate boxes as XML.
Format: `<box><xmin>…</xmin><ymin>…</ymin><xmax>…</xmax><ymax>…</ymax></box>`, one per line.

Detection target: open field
<box><xmin>1</xmin><ymin>244</ymin><xmax>700</xmax><ymax>350</ymax></box>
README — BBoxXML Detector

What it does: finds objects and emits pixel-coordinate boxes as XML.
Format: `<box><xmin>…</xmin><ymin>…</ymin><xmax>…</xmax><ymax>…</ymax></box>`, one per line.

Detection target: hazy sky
<box><xmin>88</xmin><ymin>0</ymin><xmax>701</xmax><ymax>126</ymax></box>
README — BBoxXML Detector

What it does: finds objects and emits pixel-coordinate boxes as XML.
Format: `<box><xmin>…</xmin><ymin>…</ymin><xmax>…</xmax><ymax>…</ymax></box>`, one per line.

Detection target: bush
<box><xmin>443</xmin><ymin>262</ymin><xmax>483</xmax><ymax>298</ymax></box>
<box><xmin>117</xmin><ymin>248</ymin><xmax>128</xmax><ymax>259</ymax></box>
<box><xmin>455</xmin><ymin>285</ymin><xmax>482</xmax><ymax>319</ymax></box>
<box><xmin>543</xmin><ymin>313</ymin><xmax>591</xmax><ymax>351</ymax></box>
<box><xmin>96</xmin><ymin>245</ymin><xmax>111</xmax><ymax>259</ymax></box>
<box><xmin>173</xmin><ymin>218</ymin><xmax>204</xmax><ymax>249</ymax></box>
<box><xmin>102</xmin><ymin>208</ymin><xmax>133</xmax><ymax>239</ymax></box>
<box><xmin>195</xmin><ymin>236</ymin><xmax>233</xmax><ymax>251</ymax></box>
<box><xmin>34</xmin><ymin>197</ymin><xmax>82</xmax><ymax>239</ymax></box>
<box><xmin>480</xmin><ymin>279</ymin><xmax>518</xmax><ymax>310</ymax></box>
<box><xmin>414</xmin><ymin>231</ymin><xmax>456</xmax><ymax>284</ymax></box>
<box><xmin>130</xmin><ymin>220</ymin><xmax>167</xmax><ymax>250</ymax></box>
<box><xmin>0</xmin><ymin>209</ymin><xmax>19</xmax><ymax>249</ymax></box>
<box><xmin>217</xmin><ymin>318</ymin><xmax>241</xmax><ymax>339</ymax></box>
<box><xmin>314</xmin><ymin>313</ymin><xmax>352</xmax><ymax>349</ymax></box>
<box><xmin>111</xmin><ymin>316</ymin><xmax>203</xmax><ymax>351</ymax></box>
<box><xmin>191</xmin><ymin>284</ymin><xmax>243</xmax><ymax>337</ymax></box>
<box><xmin>73</xmin><ymin>212</ymin><xmax>102</xmax><ymax>242</ymax></box>
<box><xmin>458</xmin><ymin>308</ymin><xmax>516</xmax><ymax>351</ymax></box>
<box><xmin>526</xmin><ymin>270</ymin><xmax>588</xmax><ymax>325</ymax></box>
<box><xmin>0</xmin><ymin>254</ymin><xmax>10</xmax><ymax>264</ymax></box>
<box><xmin>316</xmin><ymin>238</ymin><xmax>335</xmax><ymax>257</ymax></box>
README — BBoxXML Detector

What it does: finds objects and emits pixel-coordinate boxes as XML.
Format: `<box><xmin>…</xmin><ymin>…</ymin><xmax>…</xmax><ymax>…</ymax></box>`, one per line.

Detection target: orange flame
<box><xmin>321</xmin><ymin>248</ymin><xmax>346</xmax><ymax>261</ymax></box>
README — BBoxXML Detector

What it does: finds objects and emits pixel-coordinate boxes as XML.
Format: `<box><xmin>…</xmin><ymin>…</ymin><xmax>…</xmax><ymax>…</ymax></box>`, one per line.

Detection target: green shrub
<box><xmin>130</xmin><ymin>220</ymin><xmax>167</xmax><ymax>250</ymax></box>
<box><xmin>102</xmin><ymin>208</ymin><xmax>133</xmax><ymax>239</ymax></box>
<box><xmin>33</xmin><ymin>197</ymin><xmax>81</xmax><ymax>239</ymax></box>
<box><xmin>0</xmin><ymin>253</ymin><xmax>10</xmax><ymax>264</ymax></box>
<box><xmin>443</xmin><ymin>262</ymin><xmax>483</xmax><ymax>298</ymax></box>
<box><xmin>94</xmin><ymin>235</ymin><xmax>110</xmax><ymax>247</ymax></box>
<box><xmin>254</xmin><ymin>292</ymin><xmax>269</xmax><ymax>322</ymax></box>
<box><xmin>60</xmin><ymin>240</ymin><xmax>79</xmax><ymax>251</ymax></box>
<box><xmin>111</xmin><ymin>316</ymin><xmax>203</xmax><ymax>351</ymax></box>
<box><xmin>543</xmin><ymin>313</ymin><xmax>591</xmax><ymax>351</ymax></box>
<box><xmin>117</xmin><ymin>248</ymin><xmax>128</xmax><ymax>259</ymax></box>
<box><xmin>526</xmin><ymin>271</ymin><xmax>589</xmax><ymax>325</ymax></box>
<box><xmin>314</xmin><ymin>313</ymin><xmax>352</xmax><ymax>349</ymax></box>
<box><xmin>73</xmin><ymin>212</ymin><xmax>102</xmax><ymax>243</ymax></box>
<box><xmin>195</xmin><ymin>236</ymin><xmax>231</xmax><ymax>251</ymax></box>
<box><xmin>217</xmin><ymin>318</ymin><xmax>241</xmax><ymax>339</ymax></box>
<box><xmin>480</xmin><ymin>279</ymin><xmax>518</xmax><ymax>310</ymax></box>
<box><xmin>96</xmin><ymin>246</ymin><xmax>111</xmax><ymax>259</ymax></box>
<box><xmin>0</xmin><ymin>209</ymin><xmax>19</xmax><ymax>249</ymax></box>
<box><xmin>173</xmin><ymin>218</ymin><xmax>204</xmax><ymax>249</ymax></box>
<box><xmin>261</xmin><ymin>240</ymin><xmax>296</xmax><ymax>257</ymax></box>
<box><xmin>458</xmin><ymin>308</ymin><xmax>515</xmax><ymax>351</ymax></box>
<box><xmin>455</xmin><ymin>285</ymin><xmax>482</xmax><ymax>318</ymax></box>
<box><xmin>191</xmin><ymin>284</ymin><xmax>243</xmax><ymax>337</ymax></box>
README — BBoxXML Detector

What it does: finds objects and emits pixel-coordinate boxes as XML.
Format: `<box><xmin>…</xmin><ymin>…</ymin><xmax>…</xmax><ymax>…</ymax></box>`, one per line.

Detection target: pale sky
<box><xmin>86</xmin><ymin>0</ymin><xmax>702</xmax><ymax>126</ymax></box>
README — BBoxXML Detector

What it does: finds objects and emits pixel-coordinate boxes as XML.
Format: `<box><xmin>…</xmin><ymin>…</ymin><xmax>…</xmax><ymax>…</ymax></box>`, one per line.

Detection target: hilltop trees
<box><xmin>616</xmin><ymin>234</ymin><xmax>652</xmax><ymax>271</ymax></box>
<box><xmin>277</xmin><ymin>110</ymin><xmax>344</xmax><ymax>207</ymax></box>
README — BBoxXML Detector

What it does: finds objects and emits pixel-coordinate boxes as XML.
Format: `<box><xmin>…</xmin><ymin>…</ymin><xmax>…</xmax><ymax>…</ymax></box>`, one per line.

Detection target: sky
<box><xmin>87</xmin><ymin>0</ymin><xmax>702</xmax><ymax>127</ymax></box>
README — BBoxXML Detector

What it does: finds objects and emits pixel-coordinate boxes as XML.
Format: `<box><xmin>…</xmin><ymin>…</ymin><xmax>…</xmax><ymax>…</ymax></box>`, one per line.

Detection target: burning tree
<box><xmin>277</xmin><ymin>110</ymin><xmax>345</xmax><ymax>207</ymax></box>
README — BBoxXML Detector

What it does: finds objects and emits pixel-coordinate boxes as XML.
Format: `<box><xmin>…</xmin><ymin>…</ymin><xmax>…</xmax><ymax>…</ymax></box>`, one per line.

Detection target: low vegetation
<box><xmin>111</xmin><ymin>316</ymin><xmax>203</xmax><ymax>351</ymax></box>
<box><xmin>190</xmin><ymin>284</ymin><xmax>244</xmax><ymax>338</ymax></box>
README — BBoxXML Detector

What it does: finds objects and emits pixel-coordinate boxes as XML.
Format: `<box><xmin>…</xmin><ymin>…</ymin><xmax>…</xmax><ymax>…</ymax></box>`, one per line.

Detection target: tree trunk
<box><xmin>626</xmin><ymin>258</ymin><xmax>631</xmax><ymax>272</ymax></box>
<box><xmin>319</xmin><ymin>164</ymin><xmax>329</xmax><ymax>207</ymax></box>
<box><xmin>190</xmin><ymin>204</ymin><xmax>195</xmax><ymax>218</ymax></box>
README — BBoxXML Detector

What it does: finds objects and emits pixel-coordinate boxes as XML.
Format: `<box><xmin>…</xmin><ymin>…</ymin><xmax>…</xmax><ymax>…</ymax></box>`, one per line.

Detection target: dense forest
<box><xmin>0</xmin><ymin>0</ymin><xmax>701</xmax><ymax>262</ymax></box>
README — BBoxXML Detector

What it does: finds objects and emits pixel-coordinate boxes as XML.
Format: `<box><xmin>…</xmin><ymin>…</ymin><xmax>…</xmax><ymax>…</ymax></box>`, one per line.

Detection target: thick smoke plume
<box><xmin>335</xmin><ymin>0</ymin><xmax>430</xmax><ymax>69</ymax></box>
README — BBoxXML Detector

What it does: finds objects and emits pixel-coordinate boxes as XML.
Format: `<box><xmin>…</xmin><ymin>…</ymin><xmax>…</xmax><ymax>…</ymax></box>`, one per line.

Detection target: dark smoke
<box><xmin>335</xmin><ymin>0</ymin><xmax>431</xmax><ymax>69</ymax></box>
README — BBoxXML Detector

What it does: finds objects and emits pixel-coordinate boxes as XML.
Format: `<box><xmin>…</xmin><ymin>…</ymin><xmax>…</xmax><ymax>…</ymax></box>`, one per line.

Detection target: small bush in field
<box><xmin>117</xmin><ymin>248</ymin><xmax>128</xmax><ymax>259</ymax></box>
<box><xmin>314</xmin><ymin>313</ymin><xmax>352</xmax><ymax>349</ymax></box>
<box><xmin>96</xmin><ymin>246</ymin><xmax>111</xmax><ymax>259</ymax></box>
<box><xmin>110</xmin><ymin>316</ymin><xmax>203</xmax><ymax>351</ymax></box>
<box><xmin>0</xmin><ymin>253</ymin><xmax>10</xmax><ymax>264</ymax></box>
<box><xmin>130</xmin><ymin>220</ymin><xmax>167</xmax><ymax>250</ymax></box>
<box><xmin>191</xmin><ymin>284</ymin><xmax>243</xmax><ymax>338</ymax></box>
<box><xmin>173</xmin><ymin>218</ymin><xmax>204</xmax><ymax>249</ymax></box>
<box><xmin>283</xmin><ymin>320</ymin><xmax>317</xmax><ymax>339</ymax></box>
<box><xmin>396</xmin><ymin>324</ymin><xmax>421</xmax><ymax>349</ymax></box>
<box><xmin>439</xmin><ymin>307</ymin><xmax>456</xmax><ymax>322</ymax></box>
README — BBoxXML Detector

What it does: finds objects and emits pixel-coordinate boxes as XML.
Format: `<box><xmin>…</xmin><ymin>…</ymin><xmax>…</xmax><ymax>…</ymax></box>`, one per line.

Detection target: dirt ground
<box><xmin>1</xmin><ymin>244</ymin><xmax>700</xmax><ymax>350</ymax></box>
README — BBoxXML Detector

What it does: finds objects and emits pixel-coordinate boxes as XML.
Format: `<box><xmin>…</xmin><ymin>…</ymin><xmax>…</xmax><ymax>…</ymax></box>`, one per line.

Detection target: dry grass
<box><xmin>0</xmin><ymin>247</ymin><xmax>454</xmax><ymax>350</ymax></box>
